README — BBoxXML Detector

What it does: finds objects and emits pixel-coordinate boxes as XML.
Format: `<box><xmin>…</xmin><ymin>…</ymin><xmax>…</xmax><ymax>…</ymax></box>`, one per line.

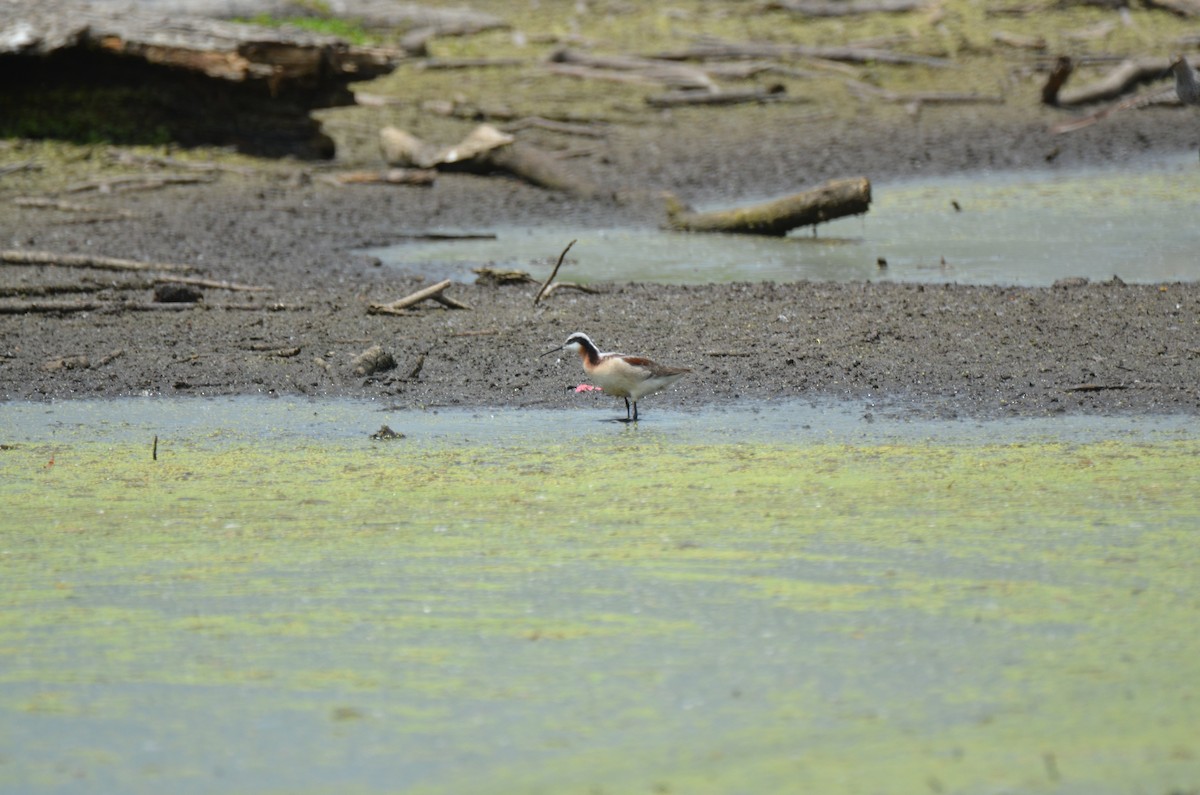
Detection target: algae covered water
<box><xmin>2</xmin><ymin>399</ymin><xmax>1198</xmax><ymax>794</ymax></box>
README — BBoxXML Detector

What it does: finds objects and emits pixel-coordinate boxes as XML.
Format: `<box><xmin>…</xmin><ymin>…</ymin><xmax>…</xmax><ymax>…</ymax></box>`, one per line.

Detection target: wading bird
<box><xmin>541</xmin><ymin>332</ymin><xmax>691</xmax><ymax>422</ymax></box>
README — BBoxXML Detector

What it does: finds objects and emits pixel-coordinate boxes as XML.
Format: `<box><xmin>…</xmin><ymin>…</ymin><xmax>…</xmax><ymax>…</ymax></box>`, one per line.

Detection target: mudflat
<box><xmin>1</xmin><ymin>1</ymin><xmax>1198</xmax><ymax>417</ymax></box>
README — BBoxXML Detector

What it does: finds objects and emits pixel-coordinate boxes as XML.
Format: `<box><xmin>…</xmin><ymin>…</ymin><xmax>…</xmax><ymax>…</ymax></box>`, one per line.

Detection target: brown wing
<box><xmin>620</xmin><ymin>356</ymin><xmax>691</xmax><ymax>377</ymax></box>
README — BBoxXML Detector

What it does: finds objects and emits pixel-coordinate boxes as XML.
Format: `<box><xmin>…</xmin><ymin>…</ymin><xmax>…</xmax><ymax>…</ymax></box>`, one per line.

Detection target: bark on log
<box><xmin>380</xmin><ymin>125</ymin><xmax>603</xmax><ymax>199</ymax></box>
<box><xmin>1</xmin><ymin>1</ymin><xmax>401</xmax><ymax>157</ymax></box>
<box><xmin>665</xmin><ymin>177</ymin><xmax>872</xmax><ymax>236</ymax></box>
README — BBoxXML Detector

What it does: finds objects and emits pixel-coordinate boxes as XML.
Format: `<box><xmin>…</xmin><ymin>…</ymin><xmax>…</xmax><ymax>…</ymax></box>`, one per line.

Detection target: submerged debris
<box><xmin>369</xmin><ymin>425</ymin><xmax>405</xmax><ymax>440</ymax></box>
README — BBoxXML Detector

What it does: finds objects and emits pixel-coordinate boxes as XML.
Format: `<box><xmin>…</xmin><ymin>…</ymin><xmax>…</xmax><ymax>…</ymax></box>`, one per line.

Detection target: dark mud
<box><xmin>2</xmin><ymin>101</ymin><xmax>1199</xmax><ymax>418</ymax></box>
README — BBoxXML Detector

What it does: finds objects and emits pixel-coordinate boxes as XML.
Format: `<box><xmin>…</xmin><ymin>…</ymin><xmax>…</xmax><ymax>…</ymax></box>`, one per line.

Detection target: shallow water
<box><xmin>366</xmin><ymin>154</ymin><xmax>1200</xmax><ymax>286</ymax></box>
<box><xmin>2</xmin><ymin>398</ymin><xmax>1199</xmax><ymax>794</ymax></box>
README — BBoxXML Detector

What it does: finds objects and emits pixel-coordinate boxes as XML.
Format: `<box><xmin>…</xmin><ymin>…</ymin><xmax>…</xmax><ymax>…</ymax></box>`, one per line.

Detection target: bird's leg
<box><xmin>632</xmin><ymin>401</ymin><xmax>639</xmax><ymax>422</ymax></box>
<box><xmin>623</xmin><ymin>397</ymin><xmax>632</xmax><ymax>421</ymax></box>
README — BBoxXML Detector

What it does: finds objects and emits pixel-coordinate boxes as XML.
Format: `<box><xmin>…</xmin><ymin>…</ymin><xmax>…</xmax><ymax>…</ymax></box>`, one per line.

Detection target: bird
<box><xmin>1170</xmin><ymin>54</ymin><xmax>1200</xmax><ymax>106</ymax></box>
<box><xmin>540</xmin><ymin>332</ymin><xmax>691</xmax><ymax>422</ymax></box>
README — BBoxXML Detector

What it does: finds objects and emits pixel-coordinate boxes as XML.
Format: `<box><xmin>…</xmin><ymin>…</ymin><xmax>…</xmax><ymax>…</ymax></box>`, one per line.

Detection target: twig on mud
<box><xmin>451</xmin><ymin>328</ymin><xmax>501</xmax><ymax>337</ymax></box>
<box><xmin>154</xmin><ymin>275</ymin><xmax>272</xmax><ymax>292</ymax></box>
<box><xmin>1</xmin><ymin>249</ymin><xmax>195</xmax><ymax>273</ymax></box>
<box><xmin>63</xmin><ymin>175</ymin><xmax>215</xmax><ymax>194</ymax></box>
<box><xmin>0</xmin><ymin>300</ymin><xmax>194</xmax><ymax>314</ymax></box>
<box><xmin>539</xmin><ymin>282</ymin><xmax>600</xmax><ymax>300</ymax></box>
<box><xmin>13</xmin><ymin>197</ymin><xmax>138</xmax><ymax>216</ymax></box>
<box><xmin>533</xmin><ymin>240</ymin><xmax>577</xmax><ymax>306</ymax></box>
<box><xmin>107</xmin><ymin>151</ymin><xmax>259</xmax><ymax>176</ymax></box>
<box><xmin>320</xmin><ymin>168</ymin><xmax>437</xmax><ymax>187</ymax></box>
<box><xmin>1063</xmin><ymin>383</ymin><xmax>1131</xmax><ymax>392</ymax></box>
<box><xmin>368</xmin><ymin>279</ymin><xmax>472</xmax><ymax>314</ymax></box>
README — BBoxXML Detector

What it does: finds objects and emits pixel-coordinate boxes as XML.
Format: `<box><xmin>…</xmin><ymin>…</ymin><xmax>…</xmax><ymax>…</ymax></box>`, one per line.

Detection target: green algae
<box><xmin>1</xmin><ymin>417</ymin><xmax>1199</xmax><ymax>793</ymax></box>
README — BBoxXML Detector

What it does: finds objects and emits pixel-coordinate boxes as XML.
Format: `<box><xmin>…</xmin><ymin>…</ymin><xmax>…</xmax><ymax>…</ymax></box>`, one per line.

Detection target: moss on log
<box><xmin>665</xmin><ymin>177</ymin><xmax>871</xmax><ymax>235</ymax></box>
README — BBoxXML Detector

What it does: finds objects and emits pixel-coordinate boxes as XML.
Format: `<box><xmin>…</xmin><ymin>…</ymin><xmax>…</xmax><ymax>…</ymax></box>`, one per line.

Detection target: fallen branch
<box><xmin>154</xmin><ymin>275</ymin><xmax>271</xmax><ymax>292</ymax></box>
<box><xmin>1</xmin><ymin>249</ymin><xmax>194</xmax><ymax>273</ymax></box>
<box><xmin>534</xmin><ymin>240</ymin><xmax>577</xmax><ymax>306</ymax></box>
<box><xmin>765</xmin><ymin>0</ymin><xmax>927</xmax><ymax>15</ymax></box>
<box><xmin>1041</xmin><ymin>55</ymin><xmax>1074</xmax><ymax>105</ymax></box>
<box><xmin>651</xmin><ymin>39</ymin><xmax>954</xmax><ymax>68</ymax></box>
<box><xmin>63</xmin><ymin>175</ymin><xmax>215</xmax><ymax>193</ymax></box>
<box><xmin>547</xmin><ymin>48</ymin><xmax>715</xmax><ymax>89</ymax></box>
<box><xmin>1064</xmin><ymin>383</ymin><xmax>1130</xmax><ymax>392</ymax></box>
<box><xmin>646</xmin><ymin>84</ymin><xmax>789</xmax><ymax>107</ymax></box>
<box><xmin>323</xmin><ymin>168</ymin><xmax>437</xmax><ymax>186</ymax></box>
<box><xmin>0</xmin><ymin>300</ymin><xmax>195</xmax><ymax>314</ymax></box>
<box><xmin>416</xmin><ymin>57</ymin><xmax>525</xmax><ymax>70</ymax></box>
<box><xmin>380</xmin><ymin>124</ymin><xmax>603</xmax><ymax>199</ymax></box>
<box><xmin>503</xmin><ymin>117</ymin><xmax>610</xmax><ymax>138</ymax></box>
<box><xmin>1049</xmin><ymin>84</ymin><xmax>1179</xmax><ymax>133</ymax></box>
<box><xmin>13</xmin><ymin>197</ymin><xmax>138</xmax><ymax>216</ymax></box>
<box><xmin>665</xmin><ymin>177</ymin><xmax>872</xmax><ymax>235</ymax></box>
<box><xmin>539</xmin><ymin>281</ymin><xmax>600</xmax><ymax>300</ymax></box>
<box><xmin>1056</xmin><ymin>57</ymin><xmax>1168</xmax><ymax>106</ymax></box>
<box><xmin>368</xmin><ymin>279</ymin><xmax>472</xmax><ymax>314</ymax></box>
<box><xmin>1143</xmin><ymin>0</ymin><xmax>1200</xmax><ymax>15</ymax></box>
<box><xmin>107</xmin><ymin>151</ymin><xmax>259</xmax><ymax>176</ymax></box>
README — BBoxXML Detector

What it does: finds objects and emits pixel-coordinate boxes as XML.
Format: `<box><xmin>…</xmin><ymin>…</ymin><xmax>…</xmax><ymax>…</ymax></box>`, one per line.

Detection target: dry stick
<box><xmin>323</xmin><ymin>169</ymin><xmax>437</xmax><ymax>186</ymax></box>
<box><xmin>533</xmin><ymin>240</ymin><xmax>577</xmax><ymax>306</ymax></box>
<box><xmin>646</xmin><ymin>85</ymin><xmax>790</xmax><ymax>107</ymax></box>
<box><xmin>0</xmin><ymin>300</ymin><xmax>195</xmax><ymax>314</ymax></box>
<box><xmin>154</xmin><ymin>275</ymin><xmax>271</xmax><ymax>292</ymax></box>
<box><xmin>63</xmin><ymin>175</ymin><xmax>215</xmax><ymax>193</ymax></box>
<box><xmin>13</xmin><ymin>197</ymin><xmax>138</xmax><ymax>216</ymax></box>
<box><xmin>539</xmin><ymin>282</ymin><xmax>600</xmax><ymax>300</ymax></box>
<box><xmin>503</xmin><ymin>117</ymin><xmax>610</xmax><ymax>138</ymax></box>
<box><xmin>368</xmin><ymin>279</ymin><xmax>472</xmax><ymax>314</ymax></box>
<box><xmin>1</xmin><ymin>250</ymin><xmax>195</xmax><ymax>273</ymax></box>
<box><xmin>765</xmin><ymin>0</ymin><xmax>927</xmax><ymax>16</ymax></box>
<box><xmin>108</xmin><ymin>151</ymin><xmax>258</xmax><ymax>176</ymax></box>
<box><xmin>430</xmin><ymin>292</ymin><xmax>473</xmax><ymax>310</ymax></box>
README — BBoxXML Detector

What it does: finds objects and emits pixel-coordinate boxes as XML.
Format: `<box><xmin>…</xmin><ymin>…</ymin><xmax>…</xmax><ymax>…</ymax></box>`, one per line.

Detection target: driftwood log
<box><xmin>665</xmin><ymin>177</ymin><xmax>871</xmax><ymax>236</ymax></box>
<box><xmin>380</xmin><ymin>125</ymin><xmax>603</xmax><ymax>199</ymax></box>
<box><xmin>0</xmin><ymin>0</ymin><xmax>400</xmax><ymax>157</ymax></box>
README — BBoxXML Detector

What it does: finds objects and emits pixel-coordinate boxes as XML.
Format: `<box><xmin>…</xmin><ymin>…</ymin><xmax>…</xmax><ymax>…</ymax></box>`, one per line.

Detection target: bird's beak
<box><xmin>539</xmin><ymin>345</ymin><xmax>562</xmax><ymax>358</ymax></box>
